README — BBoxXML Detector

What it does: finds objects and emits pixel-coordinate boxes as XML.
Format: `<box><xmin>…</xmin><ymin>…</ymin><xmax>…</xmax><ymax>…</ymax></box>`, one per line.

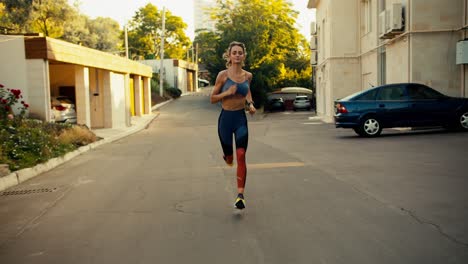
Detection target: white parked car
<box><xmin>293</xmin><ymin>95</ymin><xmax>311</xmax><ymax>111</ymax></box>
<box><xmin>51</xmin><ymin>96</ymin><xmax>77</xmax><ymax>123</ymax></box>
<box><xmin>198</xmin><ymin>78</ymin><xmax>210</xmax><ymax>87</ymax></box>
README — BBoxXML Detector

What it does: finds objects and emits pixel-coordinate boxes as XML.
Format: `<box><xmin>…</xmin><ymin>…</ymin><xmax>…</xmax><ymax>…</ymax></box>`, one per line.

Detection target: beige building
<box><xmin>307</xmin><ymin>0</ymin><xmax>468</xmax><ymax>122</ymax></box>
<box><xmin>0</xmin><ymin>34</ymin><xmax>153</xmax><ymax>129</ymax></box>
<box><xmin>139</xmin><ymin>59</ymin><xmax>199</xmax><ymax>93</ymax></box>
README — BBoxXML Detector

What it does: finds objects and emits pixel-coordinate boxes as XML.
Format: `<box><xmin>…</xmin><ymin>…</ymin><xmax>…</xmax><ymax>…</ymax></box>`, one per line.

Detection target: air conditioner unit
<box><xmin>387</xmin><ymin>3</ymin><xmax>404</xmax><ymax>34</ymax></box>
<box><xmin>310</xmin><ymin>21</ymin><xmax>317</xmax><ymax>35</ymax></box>
<box><xmin>310</xmin><ymin>36</ymin><xmax>317</xmax><ymax>50</ymax></box>
<box><xmin>310</xmin><ymin>51</ymin><xmax>317</xmax><ymax>65</ymax></box>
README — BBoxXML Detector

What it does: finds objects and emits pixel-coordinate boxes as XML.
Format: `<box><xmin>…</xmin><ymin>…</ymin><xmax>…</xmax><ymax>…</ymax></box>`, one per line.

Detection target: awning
<box><xmin>272</xmin><ymin>87</ymin><xmax>313</xmax><ymax>94</ymax></box>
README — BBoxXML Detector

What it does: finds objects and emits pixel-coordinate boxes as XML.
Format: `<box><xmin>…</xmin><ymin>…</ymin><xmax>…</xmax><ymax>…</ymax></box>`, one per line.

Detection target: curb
<box><xmin>0</xmin><ymin>102</ymin><xmax>168</xmax><ymax>193</ymax></box>
<box><xmin>152</xmin><ymin>99</ymin><xmax>173</xmax><ymax>111</ymax></box>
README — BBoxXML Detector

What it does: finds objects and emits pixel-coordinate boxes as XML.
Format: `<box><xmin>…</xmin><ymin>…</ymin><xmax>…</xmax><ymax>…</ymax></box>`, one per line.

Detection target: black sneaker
<box><xmin>234</xmin><ymin>196</ymin><xmax>246</xmax><ymax>210</ymax></box>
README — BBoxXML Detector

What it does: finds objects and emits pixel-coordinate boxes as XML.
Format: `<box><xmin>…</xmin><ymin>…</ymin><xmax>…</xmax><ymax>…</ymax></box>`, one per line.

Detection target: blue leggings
<box><xmin>218</xmin><ymin>109</ymin><xmax>249</xmax><ymax>188</ymax></box>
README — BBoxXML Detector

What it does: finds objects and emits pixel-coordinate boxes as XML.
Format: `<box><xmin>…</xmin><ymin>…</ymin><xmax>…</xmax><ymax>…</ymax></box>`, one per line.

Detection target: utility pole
<box><xmin>195</xmin><ymin>43</ymin><xmax>198</xmax><ymax>63</ymax></box>
<box><xmin>191</xmin><ymin>45</ymin><xmax>195</xmax><ymax>62</ymax></box>
<box><xmin>124</xmin><ymin>25</ymin><xmax>129</xmax><ymax>59</ymax></box>
<box><xmin>159</xmin><ymin>7</ymin><xmax>166</xmax><ymax>97</ymax></box>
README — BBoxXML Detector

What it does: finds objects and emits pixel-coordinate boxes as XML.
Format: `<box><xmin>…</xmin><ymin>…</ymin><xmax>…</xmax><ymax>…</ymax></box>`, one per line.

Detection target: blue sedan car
<box><xmin>334</xmin><ymin>83</ymin><xmax>468</xmax><ymax>137</ymax></box>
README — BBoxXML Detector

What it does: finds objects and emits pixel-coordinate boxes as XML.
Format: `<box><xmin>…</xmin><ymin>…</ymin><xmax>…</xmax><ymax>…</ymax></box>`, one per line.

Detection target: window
<box><xmin>379</xmin><ymin>0</ymin><xmax>386</xmax><ymax>12</ymax></box>
<box><xmin>362</xmin><ymin>0</ymin><xmax>372</xmax><ymax>34</ymax></box>
<box><xmin>376</xmin><ymin>85</ymin><xmax>406</xmax><ymax>101</ymax></box>
<box><xmin>355</xmin><ymin>88</ymin><xmax>378</xmax><ymax>101</ymax></box>
<box><xmin>407</xmin><ymin>84</ymin><xmax>445</xmax><ymax>100</ymax></box>
<box><xmin>378</xmin><ymin>47</ymin><xmax>386</xmax><ymax>85</ymax></box>
<box><xmin>322</xmin><ymin>19</ymin><xmax>326</xmax><ymax>58</ymax></box>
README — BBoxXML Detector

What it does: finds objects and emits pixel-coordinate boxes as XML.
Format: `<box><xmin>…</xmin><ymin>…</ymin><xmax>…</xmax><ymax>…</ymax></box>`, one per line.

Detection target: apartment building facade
<box><xmin>307</xmin><ymin>0</ymin><xmax>468</xmax><ymax>122</ymax></box>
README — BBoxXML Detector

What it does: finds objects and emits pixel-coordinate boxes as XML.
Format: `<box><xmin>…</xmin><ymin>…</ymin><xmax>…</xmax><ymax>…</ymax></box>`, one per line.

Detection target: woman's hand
<box><xmin>226</xmin><ymin>84</ymin><xmax>237</xmax><ymax>96</ymax></box>
<box><xmin>248</xmin><ymin>103</ymin><xmax>256</xmax><ymax>115</ymax></box>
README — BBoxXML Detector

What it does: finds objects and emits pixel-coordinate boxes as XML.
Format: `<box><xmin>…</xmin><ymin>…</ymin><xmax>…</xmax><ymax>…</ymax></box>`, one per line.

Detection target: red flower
<box><xmin>0</xmin><ymin>84</ymin><xmax>4</xmax><ymax>88</ymax></box>
<box><xmin>11</xmin><ymin>89</ymin><xmax>21</xmax><ymax>99</ymax></box>
<box><xmin>23</xmin><ymin>103</ymin><xmax>29</xmax><ymax>108</ymax></box>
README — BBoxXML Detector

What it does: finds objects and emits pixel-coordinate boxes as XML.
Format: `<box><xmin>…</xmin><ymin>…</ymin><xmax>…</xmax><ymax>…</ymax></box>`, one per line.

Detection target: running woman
<box><xmin>210</xmin><ymin>41</ymin><xmax>256</xmax><ymax>210</ymax></box>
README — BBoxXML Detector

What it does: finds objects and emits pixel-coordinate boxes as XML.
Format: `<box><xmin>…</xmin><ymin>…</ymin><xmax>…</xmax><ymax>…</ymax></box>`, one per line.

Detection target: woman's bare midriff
<box><xmin>222</xmin><ymin>94</ymin><xmax>246</xmax><ymax>111</ymax></box>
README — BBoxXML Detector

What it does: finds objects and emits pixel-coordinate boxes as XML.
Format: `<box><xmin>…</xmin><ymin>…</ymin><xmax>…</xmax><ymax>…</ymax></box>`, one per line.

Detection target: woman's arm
<box><xmin>245</xmin><ymin>72</ymin><xmax>256</xmax><ymax>114</ymax></box>
<box><xmin>244</xmin><ymin>71</ymin><xmax>254</xmax><ymax>105</ymax></box>
<box><xmin>210</xmin><ymin>71</ymin><xmax>237</xmax><ymax>104</ymax></box>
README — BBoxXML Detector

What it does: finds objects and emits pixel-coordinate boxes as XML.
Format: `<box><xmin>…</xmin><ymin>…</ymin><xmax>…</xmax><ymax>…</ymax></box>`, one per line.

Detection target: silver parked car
<box><xmin>293</xmin><ymin>95</ymin><xmax>311</xmax><ymax>111</ymax></box>
<box><xmin>51</xmin><ymin>96</ymin><xmax>77</xmax><ymax>123</ymax></box>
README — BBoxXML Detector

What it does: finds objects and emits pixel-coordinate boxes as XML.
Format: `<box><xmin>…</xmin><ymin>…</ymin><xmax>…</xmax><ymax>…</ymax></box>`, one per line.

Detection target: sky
<box><xmin>69</xmin><ymin>0</ymin><xmax>316</xmax><ymax>40</ymax></box>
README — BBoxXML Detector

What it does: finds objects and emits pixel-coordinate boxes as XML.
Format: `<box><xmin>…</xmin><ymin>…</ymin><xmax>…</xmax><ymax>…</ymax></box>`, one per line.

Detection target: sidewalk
<box><xmin>0</xmin><ymin>99</ymin><xmax>173</xmax><ymax>192</ymax></box>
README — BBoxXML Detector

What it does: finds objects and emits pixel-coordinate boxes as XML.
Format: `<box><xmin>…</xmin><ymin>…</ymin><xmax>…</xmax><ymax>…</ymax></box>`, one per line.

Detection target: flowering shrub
<box><xmin>0</xmin><ymin>83</ymin><xmax>29</xmax><ymax>120</ymax></box>
<box><xmin>0</xmin><ymin>82</ymin><xmax>98</xmax><ymax>171</ymax></box>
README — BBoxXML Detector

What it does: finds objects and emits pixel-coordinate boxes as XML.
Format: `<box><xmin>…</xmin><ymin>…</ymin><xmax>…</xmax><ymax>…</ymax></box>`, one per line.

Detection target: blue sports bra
<box><xmin>221</xmin><ymin>77</ymin><xmax>249</xmax><ymax>97</ymax></box>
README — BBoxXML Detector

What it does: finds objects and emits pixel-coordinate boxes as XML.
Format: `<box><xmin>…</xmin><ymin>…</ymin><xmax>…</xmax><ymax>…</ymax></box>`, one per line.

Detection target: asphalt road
<box><xmin>0</xmin><ymin>89</ymin><xmax>467</xmax><ymax>264</ymax></box>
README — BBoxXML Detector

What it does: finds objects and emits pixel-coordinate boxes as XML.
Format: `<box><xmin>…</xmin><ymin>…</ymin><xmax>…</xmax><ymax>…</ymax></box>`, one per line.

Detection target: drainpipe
<box><xmin>407</xmin><ymin>0</ymin><xmax>411</xmax><ymax>83</ymax></box>
<box><xmin>462</xmin><ymin>0</ymin><xmax>466</xmax><ymax>97</ymax></box>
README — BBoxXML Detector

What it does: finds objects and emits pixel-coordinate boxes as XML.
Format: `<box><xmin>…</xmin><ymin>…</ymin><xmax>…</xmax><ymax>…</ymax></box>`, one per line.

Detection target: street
<box><xmin>0</xmin><ymin>89</ymin><xmax>467</xmax><ymax>264</ymax></box>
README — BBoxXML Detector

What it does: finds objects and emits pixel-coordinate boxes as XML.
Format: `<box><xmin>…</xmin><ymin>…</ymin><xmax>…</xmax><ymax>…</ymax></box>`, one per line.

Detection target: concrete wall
<box><xmin>411</xmin><ymin>0</ymin><xmax>462</xmax><ymax>31</ymax></box>
<box><xmin>0</xmin><ymin>35</ymin><xmax>29</xmax><ymax>115</ymax></box>
<box><xmin>26</xmin><ymin>60</ymin><xmax>50</xmax><ymax>120</ymax></box>
<box><xmin>110</xmin><ymin>73</ymin><xmax>126</xmax><ymax>128</ymax></box>
<box><xmin>330</xmin><ymin>58</ymin><xmax>362</xmax><ymax>101</ymax></box>
<box><xmin>330</xmin><ymin>0</ymin><xmax>359</xmax><ymax>57</ymax></box>
<box><xmin>412</xmin><ymin>33</ymin><xmax>460</xmax><ymax>96</ymax></box>
<box><xmin>386</xmin><ymin>37</ymin><xmax>409</xmax><ymax>83</ymax></box>
<box><xmin>361</xmin><ymin>51</ymin><xmax>378</xmax><ymax>89</ymax></box>
<box><xmin>75</xmin><ymin>66</ymin><xmax>91</xmax><ymax>127</ymax></box>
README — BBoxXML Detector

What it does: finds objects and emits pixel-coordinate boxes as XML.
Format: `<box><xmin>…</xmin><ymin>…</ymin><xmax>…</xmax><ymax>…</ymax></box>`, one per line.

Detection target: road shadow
<box><xmin>336</xmin><ymin>127</ymin><xmax>467</xmax><ymax>139</ymax></box>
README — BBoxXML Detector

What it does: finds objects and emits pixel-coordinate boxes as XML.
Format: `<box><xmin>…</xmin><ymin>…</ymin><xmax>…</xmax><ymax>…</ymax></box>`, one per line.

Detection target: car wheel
<box><xmin>458</xmin><ymin>110</ymin><xmax>468</xmax><ymax>131</ymax></box>
<box><xmin>356</xmin><ymin>116</ymin><xmax>382</xmax><ymax>137</ymax></box>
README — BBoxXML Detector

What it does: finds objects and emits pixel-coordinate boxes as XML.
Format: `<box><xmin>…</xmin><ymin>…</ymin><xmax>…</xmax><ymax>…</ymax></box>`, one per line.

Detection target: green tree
<box><xmin>126</xmin><ymin>3</ymin><xmax>191</xmax><ymax>60</ymax></box>
<box><xmin>88</xmin><ymin>17</ymin><xmax>122</xmax><ymax>53</ymax></box>
<box><xmin>0</xmin><ymin>0</ymin><xmax>33</xmax><ymax>33</ymax></box>
<box><xmin>62</xmin><ymin>13</ymin><xmax>92</xmax><ymax>45</ymax></box>
<box><xmin>62</xmin><ymin>2</ymin><xmax>122</xmax><ymax>53</ymax></box>
<box><xmin>193</xmin><ymin>29</ymin><xmax>221</xmax><ymax>82</ymax></box>
<box><xmin>28</xmin><ymin>0</ymin><xmax>73</xmax><ymax>38</ymax></box>
<box><xmin>210</xmin><ymin>0</ymin><xmax>312</xmax><ymax>106</ymax></box>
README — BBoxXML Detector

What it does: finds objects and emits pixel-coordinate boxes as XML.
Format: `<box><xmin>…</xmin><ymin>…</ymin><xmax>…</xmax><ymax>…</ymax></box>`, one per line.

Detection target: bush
<box><xmin>0</xmin><ymin>119</ymin><xmax>97</xmax><ymax>171</ymax></box>
<box><xmin>166</xmin><ymin>87</ymin><xmax>182</xmax><ymax>98</ymax></box>
<box><xmin>57</xmin><ymin>125</ymin><xmax>97</xmax><ymax>146</ymax></box>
